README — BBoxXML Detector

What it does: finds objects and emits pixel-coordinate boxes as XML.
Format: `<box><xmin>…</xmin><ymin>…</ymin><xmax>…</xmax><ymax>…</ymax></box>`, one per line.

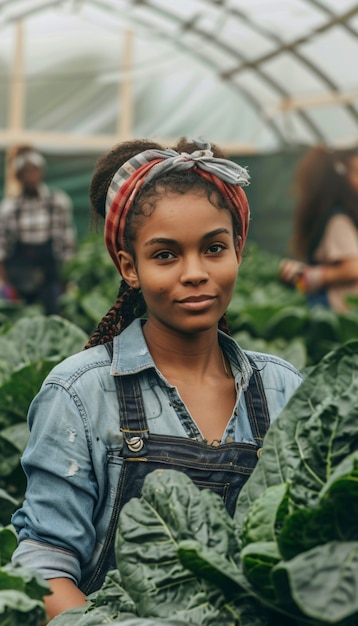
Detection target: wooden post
<box><xmin>5</xmin><ymin>20</ymin><xmax>25</xmax><ymax>197</ymax></box>
<box><xmin>117</xmin><ymin>29</ymin><xmax>133</xmax><ymax>138</ymax></box>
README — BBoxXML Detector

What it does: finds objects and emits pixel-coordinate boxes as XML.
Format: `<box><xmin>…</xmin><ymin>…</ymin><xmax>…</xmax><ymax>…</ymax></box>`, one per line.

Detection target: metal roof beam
<box><xmin>222</xmin><ymin>5</ymin><xmax>358</xmax><ymax>79</ymax></box>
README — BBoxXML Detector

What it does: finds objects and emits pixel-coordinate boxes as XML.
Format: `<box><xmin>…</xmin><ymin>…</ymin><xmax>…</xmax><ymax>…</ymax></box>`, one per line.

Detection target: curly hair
<box><xmin>290</xmin><ymin>146</ymin><xmax>358</xmax><ymax>261</ymax></box>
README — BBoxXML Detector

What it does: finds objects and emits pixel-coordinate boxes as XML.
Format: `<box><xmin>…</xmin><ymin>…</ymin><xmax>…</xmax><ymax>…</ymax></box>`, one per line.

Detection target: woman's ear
<box><xmin>117</xmin><ymin>251</ymin><xmax>140</xmax><ymax>289</ymax></box>
<box><xmin>235</xmin><ymin>236</ymin><xmax>242</xmax><ymax>265</ymax></box>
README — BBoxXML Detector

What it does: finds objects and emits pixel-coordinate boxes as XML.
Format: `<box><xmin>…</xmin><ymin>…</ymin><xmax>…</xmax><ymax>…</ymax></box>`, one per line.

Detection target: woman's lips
<box><xmin>177</xmin><ymin>295</ymin><xmax>216</xmax><ymax>310</ymax></box>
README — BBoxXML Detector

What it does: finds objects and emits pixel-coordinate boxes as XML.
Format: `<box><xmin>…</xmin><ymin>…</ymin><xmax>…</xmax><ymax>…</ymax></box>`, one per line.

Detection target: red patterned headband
<box><xmin>105</xmin><ymin>141</ymin><xmax>250</xmax><ymax>272</ymax></box>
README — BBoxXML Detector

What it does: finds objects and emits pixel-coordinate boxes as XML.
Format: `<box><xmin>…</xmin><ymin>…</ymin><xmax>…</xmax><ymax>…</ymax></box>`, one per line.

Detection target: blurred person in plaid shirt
<box><xmin>0</xmin><ymin>145</ymin><xmax>77</xmax><ymax>314</ymax></box>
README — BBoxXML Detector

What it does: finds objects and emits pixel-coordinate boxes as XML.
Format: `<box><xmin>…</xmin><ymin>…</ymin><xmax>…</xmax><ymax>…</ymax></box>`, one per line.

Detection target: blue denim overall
<box><xmin>83</xmin><ymin>344</ymin><xmax>269</xmax><ymax>594</ymax></box>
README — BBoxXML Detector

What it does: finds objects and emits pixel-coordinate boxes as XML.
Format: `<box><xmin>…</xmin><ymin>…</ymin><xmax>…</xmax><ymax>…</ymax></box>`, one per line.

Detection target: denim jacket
<box><xmin>12</xmin><ymin>318</ymin><xmax>303</xmax><ymax>588</ymax></box>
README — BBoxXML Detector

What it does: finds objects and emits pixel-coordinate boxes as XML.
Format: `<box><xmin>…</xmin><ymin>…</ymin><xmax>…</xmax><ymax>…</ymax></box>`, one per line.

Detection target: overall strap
<box><xmin>244</xmin><ymin>355</ymin><xmax>270</xmax><ymax>446</ymax></box>
<box><xmin>104</xmin><ymin>341</ymin><xmax>148</xmax><ymax>437</ymax></box>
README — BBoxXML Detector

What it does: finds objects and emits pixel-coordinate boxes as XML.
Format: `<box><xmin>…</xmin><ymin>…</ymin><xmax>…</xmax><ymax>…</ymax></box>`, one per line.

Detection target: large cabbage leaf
<box><xmin>116</xmin><ymin>469</ymin><xmax>243</xmax><ymax>624</ymax></box>
<box><xmin>0</xmin><ymin>562</ymin><xmax>50</xmax><ymax>626</ymax></box>
<box><xmin>0</xmin><ymin>315</ymin><xmax>88</xmax><ymax>513</ymax></box>
<box><xmin>235</xmin><ymin>339</ymin><xmax>358</xmax><ymax>531</ymax></box>
<box><xmin>236</xmin><ymin>341</ymin><xmax>358</xmax><ymax>624</ymax></box>
<box><xmin>0</xmin><ymin>315</ymin><xmax>87</xmax><ymax>387</ymax></box>
<box><xmin>272</xmin><ymin>541</ymin><xmax>358</xmax><ymax>624</ymax></box>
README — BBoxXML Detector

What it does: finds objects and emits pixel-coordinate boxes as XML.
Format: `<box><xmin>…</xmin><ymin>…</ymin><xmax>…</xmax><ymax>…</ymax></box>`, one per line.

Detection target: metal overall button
<box><xmin>256</xmin><ymin>447</ymin><xmax>263</xmax><ymax>458</ymax></box>
<box><xmin>126</xmin><ymin>436</ymin><xmax>144</xmax><ymax>452</ymax></box>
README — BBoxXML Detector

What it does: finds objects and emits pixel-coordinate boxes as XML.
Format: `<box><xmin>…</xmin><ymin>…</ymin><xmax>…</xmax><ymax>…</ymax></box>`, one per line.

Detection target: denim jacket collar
<box><xmin>109</xmin><ymin>318</ymin><xmax>253</xmax><ymax>390</ymax></box>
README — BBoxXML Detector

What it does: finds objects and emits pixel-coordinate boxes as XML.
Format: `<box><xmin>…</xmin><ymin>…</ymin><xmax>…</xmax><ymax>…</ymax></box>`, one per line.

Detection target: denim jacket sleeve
<box><xmin>11</xmin><ymin>346</ymin><xmax>117</xmax><ymax>585</ymax></box>
<box><xmin>11</xmin><ymin>381</ymin><xmax>99</xmax><ymax>584</ymax></box>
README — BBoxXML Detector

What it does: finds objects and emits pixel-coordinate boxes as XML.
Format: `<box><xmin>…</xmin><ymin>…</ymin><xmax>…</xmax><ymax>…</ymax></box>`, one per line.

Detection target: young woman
<box><xmin>279</xmin><ymin>146</ymin><xmax>358</xmax><ymax>311</ymax></box>
<box><xmin>11</xmin><ymin>138</ymin><xmax>303</xmax><ymax>620</ymax></box>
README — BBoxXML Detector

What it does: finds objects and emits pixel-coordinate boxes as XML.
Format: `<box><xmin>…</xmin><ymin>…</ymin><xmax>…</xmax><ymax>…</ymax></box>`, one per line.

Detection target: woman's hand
<box><xmin>279</xmin><ymin>259</ymin><xmax>306</xmax><ymax>285</ymax></box>
<box><xmin>279</xmin><ymin>259</ymin><xmax>327</xmax><ymax>293</ymax></box>
<box><xmin>296</xmin><ymin>266</ymin><xmax>326</xmax><ymax>293</ymax></box>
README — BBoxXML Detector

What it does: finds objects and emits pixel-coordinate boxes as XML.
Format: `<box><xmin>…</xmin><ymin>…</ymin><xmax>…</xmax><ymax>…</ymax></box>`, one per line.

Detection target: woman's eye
<box><xmin>207</xmin><ymin>243</ymin><xmax>226</xmax><ymax>254</ymax></box>
<box><xmin>154</xmin><ymin>250</ymin><xmax>175</xmax><ymax>260</ymax></box>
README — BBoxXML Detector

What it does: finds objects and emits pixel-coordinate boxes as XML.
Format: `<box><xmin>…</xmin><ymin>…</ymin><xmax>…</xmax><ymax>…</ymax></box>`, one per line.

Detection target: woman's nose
<box><xmin>180</xmin><ymin>255</ymin><xmax>209</xmax><ymax>284</ymax></box>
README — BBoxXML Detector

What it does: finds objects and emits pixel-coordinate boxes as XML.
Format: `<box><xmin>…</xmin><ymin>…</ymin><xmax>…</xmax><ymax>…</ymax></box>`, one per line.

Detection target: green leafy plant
<box><xmin>0</xmin><ymin>316</ymin><xmax>88</xmax><ymax>624</ymax></box>
<box><xmin>0</xmin><ymin>525</ymin><xmax>50</xmax><ymax>626</ymax></box>
<box><xmin>233</xmin><ymin>339</ymin><xmax>358</xmax><ymax>624</ymax></box>
<box><xmin>0</xmin><ymin>315</ymin><xmax>87</xmax><ymax>508</ymax></box>
<box><xmin>60</xmin><ymin>234</ymin><xmax>119</xmax><ymax>334</ymax></box>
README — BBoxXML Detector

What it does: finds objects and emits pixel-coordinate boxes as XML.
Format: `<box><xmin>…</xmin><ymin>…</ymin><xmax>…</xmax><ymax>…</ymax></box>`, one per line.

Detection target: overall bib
<box><xmin>83</xmin><ymin>343</ymin><xmax>269</xmax><ymax>594</ymax></box>
<box><xmin>5</xmin><ymin>196</ymin><xmax>60</xmax><ymax>313</ymax></box>
<box><xmin>5</xmin><ymin>198</ymin><xmax>58</xmax><ymax>294</ymax></box>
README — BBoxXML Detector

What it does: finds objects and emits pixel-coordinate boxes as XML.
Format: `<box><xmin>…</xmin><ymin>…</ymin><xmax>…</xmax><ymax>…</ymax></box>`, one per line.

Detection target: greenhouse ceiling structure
<box><xmin>0</xmin><ymin>0</ymin><xmax>358</xmax><ymax>154</ymax></box>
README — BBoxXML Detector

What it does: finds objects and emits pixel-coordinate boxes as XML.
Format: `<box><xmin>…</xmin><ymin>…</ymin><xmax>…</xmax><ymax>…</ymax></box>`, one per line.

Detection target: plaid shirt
<box><xmin>0</xmin><ymin>184</ymin><xmax>76</xmax><ymax>264</ymax></box>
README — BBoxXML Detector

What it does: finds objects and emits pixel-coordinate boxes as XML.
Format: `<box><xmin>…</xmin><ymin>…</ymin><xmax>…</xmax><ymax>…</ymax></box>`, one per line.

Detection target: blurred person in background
<box><xmin>279</xmin><ymin>146</ymin><xmax>358</xmax><ymax>312</ymax></box>
<box><xmin>0</xmin><ymin>145</ymin><xmax>77</xmax><ymax>314</ymax></box>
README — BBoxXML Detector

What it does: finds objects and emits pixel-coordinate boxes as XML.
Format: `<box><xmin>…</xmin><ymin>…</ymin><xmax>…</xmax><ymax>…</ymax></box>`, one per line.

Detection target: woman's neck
<box><xmin>142</xmin><ymin>320</ymin><xmax>226</xmax><ymax>383</ymax></box>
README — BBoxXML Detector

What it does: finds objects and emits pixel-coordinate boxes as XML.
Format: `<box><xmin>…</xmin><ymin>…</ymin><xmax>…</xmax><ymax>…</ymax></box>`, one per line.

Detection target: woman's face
<box><xmin>346</xmin><ymin>154</ymin><xmax>358</xmax><ymax>195</ymax></box>
<box><xmin>118</xmin><ymin>191</ymin><xmax>241</xmax><ymax>338</ymax></box>
<box><xmin>19</xmin><ymin>163</ymin><xmax>43</xmax><ymax>191</ymax></box>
